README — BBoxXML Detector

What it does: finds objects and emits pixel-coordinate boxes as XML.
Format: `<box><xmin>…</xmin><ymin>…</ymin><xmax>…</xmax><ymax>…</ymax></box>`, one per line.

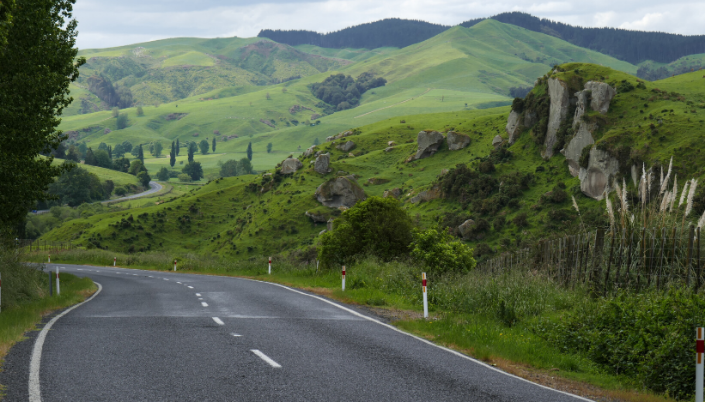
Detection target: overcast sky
<box><xmin>74</xmin><ymin>0</ymin><xmax>705</xmax><ymax>50</ymax></box>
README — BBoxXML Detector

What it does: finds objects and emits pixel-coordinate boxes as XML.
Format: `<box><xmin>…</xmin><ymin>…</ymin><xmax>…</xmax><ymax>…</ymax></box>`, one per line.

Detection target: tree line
<box><xmin>309</xmin><ymin>72</ymin><xmax>386</xmax><ymax>113</ymax></box>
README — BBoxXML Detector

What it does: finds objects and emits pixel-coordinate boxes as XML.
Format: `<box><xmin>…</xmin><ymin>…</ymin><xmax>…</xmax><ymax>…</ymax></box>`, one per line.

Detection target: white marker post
<box><xmin>48</xmin><ymin>254</ymin><xmax>50</xmax><ymax>263</ymax></box>
<box><xmin>422</xmin><ymin>272</ymin><xmax>428</xmax><ymax>319</ymax></box>
<box><xmin>342</xmin><ymin>265</ymin><xmax>346</xmax><ymax>291</ymax></box>
<box><xmin>173</xmin><ymin>259</ymin><xmax>177</xmax><ymax>271</ymax></box>
<box><xmin>697</xmin><ymin>327</ymin><xmax>704</xmax><ymax>402</ymax></box>
<box><xmin>268</xmin><ymin>257</ymin><xmax>272</xmax><ymax>275</ymax></box>
<box><xmin>114</xmin><ymin>257</ymin><xmax>116</xmax><ymax>267</ymax></box>
<box><xmin>55</xmin><ymin>267</ymin><xmax>60</xmax><ymax>295</ymax></box>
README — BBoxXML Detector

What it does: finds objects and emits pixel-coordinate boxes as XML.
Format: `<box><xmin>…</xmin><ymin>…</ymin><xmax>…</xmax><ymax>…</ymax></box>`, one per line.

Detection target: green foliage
<box><xmin>246</xmin><ymin>142</ymin><xmax>253</xmax><ymax>161</ymax></box>
<box><xmin>410</xmin><ymin>228</ymin><xmax>475</xmax><ymax>275</ymax></box>
<box><xmin>93</xmin><ymin>149</ymin><xmax>112</xmax><ymax>169</ymax></box>
<box><xmin>151</xmin><ymin>142</ymin><xmax>163</xmax><ymax>157</ymax></box>
<box><xmin>319</xmin><ymin>197</ymin><xmax>414</xmax><ymax>267</ymax></box>
<box><xmin>182</xmin><ymin>161</ymin><xmax>204</xmax><ymax>181</ymax></box>
<box><xmin>199</xmin><ymin>139</ymin><xmax>209</xmax><ymax>155</ymax></box>
<box><xmin>128</xmin><ymin>160</ymin><xmax>146</xmax><ymax>176</ymax></box>
<box><xmin>219</xmin><ymin>159</ymin><xmax>239</xmax><ymax>178</ymax></box>
<box><xmin>211</xmin><ymin>137</ymin><xmax>216</xmax><ymax>153</ymax></box>
<box><xmin>47</xmin><ymin>163</ymin><xmax>104</xmax><ymax>206</ymax></box>
<box><xmin>116</xmin><ymin>113</ymin><xmax>128</xmax><ymax>129</ymax></box>
<box><xmin>0</xmin><ymin>247</ymin><xmax>45</xmax><ymax>309</ymax></box>
<box><xmin>138</xmin><ymin>144</ymin><xmax>144</xmax><ymax>163</ymax></box>
<box><xmin>156</xmin><ymin>167</ymin><xmax>170</xmax><ymax>181</ymax></box>
<box><xmin>136</xmin><ymin>171</ymin><xmax>151</xmax><ymax>187</ymax></box>
<box><xmin>266</xmin><ymin>142</ymin><xmax>273</xmax><ymax>153</ymax></box>
<box><xmin>136</xmin><ymin>106</ymin><xmax>144</xmax><ymax>116</ymax></box>
<box><xmin>236</xmin><ymin>158</ymin><xmax>253</xmax><ymax>175</ymax></box>
<box><xmin>616</xmin><ymin>79</ymin><xmax>635</xmax><ymax>93</ymax></box>
<box><xmin>169</xmin><ymin>142</ymin><xmax>175</xmax><ymax>167</ymax></box>
<box><xmin>177</xmin><ymin>173</ymin><xmax>191</xmax><ymax>182</ymax></box>
<box><xmin>579</xmin><ymin>145</ymin><xmax>592</xmax><ymax>168</ymax></box>
<box><xmin>187</xmin><ymin>142</ymin><xmax>197</xmax><ymax>163</ymax></box>
<box><xmin>309</xmin><ymin>72</ymin><xmax>386</xmax><ymax>112</ymax></box>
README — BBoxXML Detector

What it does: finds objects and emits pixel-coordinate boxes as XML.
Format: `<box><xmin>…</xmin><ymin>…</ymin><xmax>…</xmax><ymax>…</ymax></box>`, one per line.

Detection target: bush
<box><xmin>156</xmin><ymin>167</ymin><xmax>170</xmax><ymax>181</ymax></box>
<box><xmin>513</xmin><ymin>212</ymin><xmax>528</xmax><ymax>227</ymax></box>
<box><xmin>410</xmin><ymin>228</ymin><xmax>475</xmax><ymax>276</ymax></box>
<box><xmin>478</xmin><ymin>159</ymin><xmax>495</xmax><ymax>173</ymax></box>
<box><xmin>114</xmin><ymin>187</ymin><xmax>127</xmax><ymax>196</ymax></box>
<box><xmin>116</xmin><ymin>113</ymin><xmax>128</xmax><ymax>129</ymax></box>
<box><xmin>318</xmin><ymin>197</ymin><xmax>414</xmax><ymax>266</ymax></box>
<box><xmin>178</xmin><ymin>174</ymin><xmax>191</xmax><ymax>182</ymax></box>
<box><xmin>0</xmin><ymin>247</ymin><xmax>45</xmax><ymax>309</ymax></box>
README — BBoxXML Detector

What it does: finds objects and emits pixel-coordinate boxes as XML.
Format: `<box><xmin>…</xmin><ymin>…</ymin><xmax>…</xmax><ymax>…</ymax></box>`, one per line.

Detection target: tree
<box><xmin>199</xmin><ymin>139</ymin><xmax>209</xmax><ymax>155</ymax></box>
<box><xmin>113</xmin><ymin>157</ymin><xmax>130</xmax><ymax>173</ymax></box>
<box><xmin>246</xmin><ymin>142</ymin><xmax>253</xmax><ymax>161</ymax></box>
<box><xmin>66</xmin><ymin>145</ymin><xmax>80</xmax><ymax>162</ymax></box>
<box><xmin>78</xmin><ymin>142</ymin><xmax>88</xmax><ymax>159</ymax></box>
<box><xmin>176</xmin><ymin>138</ymin><xmax>180</xmax><ymax>156</ymax></box>
<box><xmin>48</xmin><ymin>164</ymin><xmax>102</xmax><ymax>207</ymax></box>
<box><xmin>136</xmin><ymin>106</ymin><xmax>144</xmax><ymax>116</ymax></box>
<box><xmin>116</xmin><ymin>113</ymin><xmax>128</xmax><ymax>129</ymax></box>
<box><xmin>182</xmin><ymin>161</ymin><xmax>203</xmax><ymax>181</ymax></box>
<box><xmin>128</xmin><ymin>160</ymin><xmax>146</xmax><ymax>176</ymax></box>
<box><xmin>93</xmin><ymin>149</ymin><xmax>112</xmax><ymax>169</ymax></box>
<box><xmin>107</xmin><ymin>145</ymin><xmax>112</xmax><ymax>159</ymax></box>
<box><xmin>410</xmin><ymin>228</ymin><xmax>476</xmax><ymax>275</ymax></box>
<box><xmin>266</xmin><ymin>143</ymin><xmax>273</xmax><ymax>153</ymax></box>
<box><xmin>212</xmin><ymin>137</ymin><xmax>216</xmax><ymax>152</ymax></box>
<box><xmin>219</xmin><ymin>160</ymin><xmax>239</xmax><ymax>177</ymax></box>
<box><xmin>136</xmin><ymin>171</ymin><xmax>151</xmax><ymax>188</ymax></box>
<box><xmin>138</xmin><ymin>144</ymin><xmax>144</xmax><ymax>163</ymax></box>
<box><xmin>313</xmin><ymin>137</ymin><xmax>320</xmax><ymax>146</ymax></box>
<box><xmin>102</xmin><ymin>180</ymin><xmax>114</xmax><ymax>198</ymax></box>
<box><xmin>0</xmin><ymin>0</ymin><xmax>84</xmax><ymax>234</ymax></box>
<box><xmin>170</xmin><ymin>141</ymin><xmax>175</xmax><ymax>167</ymax></box>
<box><xmin>188</xmin><ymin>142</ymin><xmax>197</xmax><ymax>163</ymax></box>
<box><xmin>156</xmin><ymin>167</ymin><xmax>170</xmax><ymax>181</ymax></box>
<box><xmin>236</xmin><ymin>158</ymin><xmax>253</xmax><ymax>176</ymax></box>
<box><xmin>112</xmin><ymin>107</ymin><xmax>119</xmax><ymax>118</ymax></box>
<box><xmin>152</xmin><ymin>142</ymin><xmax>163</xmax><ymax>157</ymax></box>
<box><xmin>319</xmin><ymin>197</ymin><xmax>414</xmax><ymax>266</ymax></box>
<box><xmin>98</xmin><ymin>142</ymin><xmax>108</xmax><ymax>151</ymax></box>
<box><xmin>84</xmin><ymin>148</ymin><xmax>98</xmax><ymax>166</ymax></box>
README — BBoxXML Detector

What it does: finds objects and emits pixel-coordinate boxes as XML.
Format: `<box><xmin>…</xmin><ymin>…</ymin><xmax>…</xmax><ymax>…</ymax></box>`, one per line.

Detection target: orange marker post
<box><xmin>422</xmin><ymin>272</ymin><xmax>428</xmax><ymax>319</ymax></box>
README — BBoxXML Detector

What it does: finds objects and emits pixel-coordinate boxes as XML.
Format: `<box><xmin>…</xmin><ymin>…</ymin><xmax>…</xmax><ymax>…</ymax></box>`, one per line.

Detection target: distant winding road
<box><xmin>0</xmin><ymin>264</ymin><xmax>591</xmax><ymax>402</ymax></box>
<box><xmin>35</xmin><ymin>181</ymin><xmax>163</xmax><ymax>215</ymax></box>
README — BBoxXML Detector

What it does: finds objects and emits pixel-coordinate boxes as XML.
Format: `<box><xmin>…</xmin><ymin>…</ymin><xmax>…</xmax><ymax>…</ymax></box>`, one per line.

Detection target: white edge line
<box><xmin>29</xmin><ymin>282</ymin><xmax>103</xmax><ymax>402</ymax></box>
<box><xmin>187</xmin><ymin>286</ymin><xmax>194</xmax><ymax>289</ymax></box>
<box><xmin>212</xmin><ymin>317</ymin><xmax>224</xmax><ymax>325</ymax></box>
<box><xmin>251</xmin><ymin>349</ymin><xmax>281</xmax><ymax>368</ymax></box>
<box><xmin>201</xmin><ymin>302</ymin><xmax>209</xmax><ymax>307</ymax></box>
<box><xmin>231</xmin><ymin>333</ymin><xmax>242</xmax><ymax>337</ymax></box>
<box><xmin>252</xmin><ymin>279</ymin><xmax>593</xmax><ymax>402</ymax></box>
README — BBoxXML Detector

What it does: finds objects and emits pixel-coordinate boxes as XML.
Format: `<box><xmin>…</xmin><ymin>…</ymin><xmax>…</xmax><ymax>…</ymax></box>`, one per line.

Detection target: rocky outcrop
<box><xmin>337</xmin><ymin>141</ymin><xmax>356</xmax><ymax>152</ymax></box>
<box><xmin>585</xmin><ymin>81</ymin><xmax>616</xmax><ymax>115</ymax></box>
<box><xmin>302</xmin><ymin>145</ymin><xmax>317</xmax><ymax>158</ymax></box>
<box><xmin>410</xmin><ymin>185</ymin><xmax>441</xmax><ymax>204</ymax></box>
<box><xmin>447</xmin><ymin>131</ymin><xmax>471</xmax><ymax>150</ymax></box>
<box><xmin>326</xmin><ymin>130</ymin><xmax>353</xmax><ymax>142</ymax></box>
<box><xmin>412</xmin><ymin>131</ymin><xmax>444</xmax><ymax>160</ymax></box>
<box><xmin>383</xmin><ymin>188</ymin><xmax>402</xmax><ymax>199</ymax></box>
<box><xmin>524</xmin><ymin>111</ymin><xmax>537</xmax><ymax>128</ymax></box>
<box><xmin>315</xmin><ymin>176</ymin><xmax>366</xmax><ymax>208</ymax></box>
<box><xmin>579</xmin><ymin>148</ymin><xmax>619</xmax><ymax>200</ymax></box>
<box><xmin>457</xmin><ymin>219</ymin><xmax>476</xmax><ymax>239</ymax></box>
<box><xmin>505</xmin><ymin>111</ymin><xmax>522</xmax><ymax>144</ymax></box>
<box><xmin>387</xmin><ymin>141</ymin><xmax>396</xmax><ymax>146</ymax></box>
<box><xmin>544</xmin><ymin>78</ymin><xmax>570</xmax><ymax>158</ymax></box>
<box><xmin>314</xmin><ymin>153</ymin><xmax>331</xmax><ymax>174</ymax></box>
<box><xmin>280</xmin><ymin>158</ymin><xmax>303</xmax><ymax>174</ymax></box>
<box><xmin>305</xmin><ymin>211</ymin><xmax>328</xmax><ymax>223</ymax></box>
<box><xmin>564</xmin><ymin>122</ymin><xmax>596</xmax><ymax>176</ymax></box>
<box><xmin>384</xmin><ymin>147</ymin><xmax>395</xmax><ymax>152</ymax></box>
<box><xmin>492</xmin><ymin>135</ymin><xmax>504</xmax><ymax>149</ymax></box>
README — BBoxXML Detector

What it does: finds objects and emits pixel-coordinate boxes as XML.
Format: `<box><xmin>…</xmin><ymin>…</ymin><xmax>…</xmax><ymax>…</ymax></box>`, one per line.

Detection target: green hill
<box><xmin>42</xmin><ymin>62</ymin><xmax>705</xmax><ymax>260</ymax></box>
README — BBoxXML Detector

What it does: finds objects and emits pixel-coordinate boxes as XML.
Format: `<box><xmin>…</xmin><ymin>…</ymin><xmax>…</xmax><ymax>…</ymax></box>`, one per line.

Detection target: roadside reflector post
<box><xmin>48</xmin><ymin>254</ymin><xmax>50</xmax><ymax>263</ymax></box>
<box><xmin>114</xmin><ymin>257</ymin><xmax>116</xmax><ymax>267</ymax></box>
<box><xmin>422</xmin><ymin>272</ymin><xmax>428</xmax><ymax>319</ymax></box>
<box><xmin>698</xmin><ymin>327</ymin><xmax>704</xmax><ymax>402</ymax></box>
<box><xmin>173</xmin><ymin>259</ymin><xmax>177</xmax><ymax>271</ymax></box>
<box><xmin>55</xmin><ymin>267</ymin><xmax>60</xmax><ymax>296</ymax></box>
<box><xmin>268</xmin><ymin>257</ymin><xmax>272</xmax><ymax>275</ymax></box>
<box><xmin>342</xmin><ymin>265</ymin><xmax>346</xmax><ymax>291</ymax></box>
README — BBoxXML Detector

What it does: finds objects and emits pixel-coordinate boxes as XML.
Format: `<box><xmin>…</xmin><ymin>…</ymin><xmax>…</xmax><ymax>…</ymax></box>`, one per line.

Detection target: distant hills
<box><xmin>259</xmin><ymin>12</ymin><xmax>705</xmax><ymax>65</ymax></box>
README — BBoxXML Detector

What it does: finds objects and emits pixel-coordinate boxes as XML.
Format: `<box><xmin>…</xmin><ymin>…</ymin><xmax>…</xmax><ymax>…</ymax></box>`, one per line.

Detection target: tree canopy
<box><xmin>309</xmin><ymin>73</ymin><xmax>385</xmax><ymax>113</ymax></box>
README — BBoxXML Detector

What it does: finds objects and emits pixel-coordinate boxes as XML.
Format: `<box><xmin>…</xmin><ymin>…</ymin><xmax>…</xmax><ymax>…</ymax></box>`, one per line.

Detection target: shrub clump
<box><xmin>410</xmin><ymin>228</ymin><xmax>475</xmax><ymax>276</ymax></box>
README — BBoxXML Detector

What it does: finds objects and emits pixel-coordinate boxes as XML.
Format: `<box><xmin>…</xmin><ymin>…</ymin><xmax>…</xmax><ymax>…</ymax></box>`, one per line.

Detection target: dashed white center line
<box><xmin>231</xmin><ymin>333</ymin><xmax>242</xmax><ymax>337</ymax></box>
<box><xmin>148</xmin><ymin>276</ymin><xmax>153</xmax><ymax>278</ymax></box>
<box><xmin>251</xmin><ymin>350</ymin><xmax>281</xmax><ymax>368</ymax></box>
<box><xmin>198</xmin><ymin>298</ymin><xmax>203</xmax><ymax>300</ymax></box>
<box><xmin>177</xmin><ymin>282</ymin><xmax>182</xmax><ymax>284</ymax></box>
<box><xmin>187</xmin><ymin>286</ymin><xmax>194</xmax><ymax>289</ymax></box>
<box><xmin>195</xmin><ymin>293</ymin><xmax>201</xmax><ymax>297</ymax></box>
<box><xmin>163</xmin><ymin>278</ymin><xmax>169</xmax><ymax>281</ymax></box>
<box><xmin>77</xmin><ymin>269</ymin><xmax>83</xmax><ymax>271</ymax></box>
<box><xmin>212</xmin><ymin>317</ymin><xmax>224</xmax><ymax>325</ymax></box>
<box><xmin>201</xmin><ymin>302</ymin><xmax>209</xmax><ymax>307</ymax></box>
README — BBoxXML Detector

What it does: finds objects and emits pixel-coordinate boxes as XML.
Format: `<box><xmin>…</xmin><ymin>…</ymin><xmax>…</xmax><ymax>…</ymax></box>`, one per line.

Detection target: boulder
<box><xmin>387</xmin><ymin>141</ymin><xmax>396</xmax><ymax>146</ymax></box>
<box><xmin>564</xmin><ymin>122</ymin><xmax>596</xmax><ymax>176</ymax></box>
<box><xmin>326</xmin><ymin>130</ymin><xmax>353</xmax><ymax>142</ymax></box>
<box><xmin>315</xmin><ymin>176</ymin><xmax>366</xmax><ymax>208</ymax></box>
<box><xmin>337</xmin><ymin>140</ymin><xmax>356</xmax><ymax>152</ymax></box>
<box><xmin>302</xmin><ymin>145</ymin><xmax>317</xmax><ymax>158</ymax></box>
<box><xmin>544</xmin><ymin>78</ymin><xmax>570</xmax><ymax>158</ymax></box>
<box><xmin>412</xmin><ymin>131</ymin><xmax>444</xmax><ymax>160</ymax></box>
<box><xmin>384</xmin><ymin>147</ymin><xmax>395</xmax><ymax>152</ymax></box>
<box><xmin>585</xmin><ymin>81</ymin><xmax>616</xmax><ymax>114</ymax></box>
<box><xmin>314</xmin><ymin>153</ymin><xmax>331</xmax><ymax>174</ymax></box>
<box><xmin>579</xmin><ymin>148</ymin><xmax>619</xmax><ymax>200</ymax></box>
<box><xmin>410</xmin><ymin>184</ymin><xmax>441</xmax><ymax>204</ymax></box>
<box><xmin>383</xmin><ymin>188</ymin><xmax>402</xmax><ymax>199</ymax></box>
<box><xmin>280</xmin><ymin>158</ymin><xmax>303</xmax><ymax>174</ymax></box>
<box><xmin>505</xmin><ymin>110</ymin><xmax>522</xmax><ymax>144</ymax></box>
<box><xmin>492</xmin><ymin>135</ymin><xmax>504</xmax><ymax>149</ymax></box>
<box><xmin>457</xmin><ymin>219</ymin><xmax>476</xmax><ymax>239</ymax></box>
<box><xmin>305</xmin><ymin>211</ymin><xmax>328</xmax><ymax>223</ymax></box>
<box><xmin>447</xmin><ymin>131</ymin><xmax>471</xmax><ymax>151</ymax></box>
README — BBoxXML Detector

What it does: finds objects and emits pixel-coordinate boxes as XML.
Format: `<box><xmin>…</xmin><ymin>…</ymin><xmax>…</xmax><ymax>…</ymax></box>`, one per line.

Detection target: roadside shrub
<box><xmin>318</xmin><ymin>197</ymin><xmax>414</xmax><ymax>267</ymax></box>
<box><xmin>410</xmin><ymin>228</ymin><xmax>475</xmax><ymax>276</ymax></box>
<box><xmin>0</xmin><ymin>246</ymin><xmax>45</xmax><ymax>309</ymax></box>
<box><xmin>114</xmin><ymin>187</ymin><xmax>127</xmax><ymax>196</ymax></box>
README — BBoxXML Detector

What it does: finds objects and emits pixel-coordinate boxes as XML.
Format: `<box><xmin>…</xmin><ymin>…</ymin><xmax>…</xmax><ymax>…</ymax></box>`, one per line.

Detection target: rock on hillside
<box><xmin>280</xmin><ymin>158</ymin><xmax>303</xmax><ymax>174</ymax></box>
<box><xmin>544</xmin><ymin>77</ymin><xmax>570</xmax><ymax>158</ymax></box>
<box><xmin>579</xmin><ymin>148</ymin><xmax>619</xmax><ymax>200</ymax></box>
<box><xmin>410</xmin><ymin>131</ymin><xmax>444</xmax><ymax>161</ymax></box>
<box><xmin>447</xmin><ymin>131</ymin><xmax>471</xmax><ymax>150</ymax></box>
<box><xmin>337</xmin><ymin>141</ymin><xmax>356</xmax><ymax>152</ymax></box>
<box><xmin>505</xmin><ymin>111</ymin><xmax>522</xmax><ymax>144</ymax></box>
<box><xmin>315</xmin><ymin>176</ymin><xmax>366</xmax><ymax>208</ymax></box>
<box><xmin>314</xmin><ymin>153</ymin><xmax>331</xmax><ymax>174</ymax></box>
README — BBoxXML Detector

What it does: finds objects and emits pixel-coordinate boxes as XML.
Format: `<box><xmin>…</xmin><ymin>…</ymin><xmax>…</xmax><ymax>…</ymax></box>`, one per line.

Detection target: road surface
<box><xmin>0</xmin><ymin>265</ymin><xmax>590</xmax><ymax>401</ymax></box>
<box><xmin>34</xmin><ymin>181</ymin><xmax>163</xmax><ymax>215</ymax></box>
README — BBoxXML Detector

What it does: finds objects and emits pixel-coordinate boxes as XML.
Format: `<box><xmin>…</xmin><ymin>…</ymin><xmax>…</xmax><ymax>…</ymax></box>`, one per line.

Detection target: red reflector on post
<box><xmin>697</xmin><ymin>340</ymin><xmax>705</xmax><ymax>354</ymax></box>
<box><xmin>422</xmin><ymin>279</ymin><xmax>427</xmax><ymax>287</ymax></box>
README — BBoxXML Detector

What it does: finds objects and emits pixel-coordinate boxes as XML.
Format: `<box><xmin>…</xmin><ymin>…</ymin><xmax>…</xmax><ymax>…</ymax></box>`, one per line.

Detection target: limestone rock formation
<box><xmin>457</xmin><ymin>219</ymin><xmax>476</xmax><ymax>239</ymax></box>
<box><xmin>492</xmin><ymin>135</ymin><xmax>504</xmax><ymax>149</ymax></box>
<box><xmin>447</xmin><ymin>131</ymin><xmax>471</xmax><ymax>151</ymax></box>
<box><xmin>305</xmin><ymin>211</ymin><xmax>328</xmax><ymax>223</ymax></box>
<box><xmin>412</xmin><ymin>131</ymin><xmax>444</xmax><ymax>160</ymax></box>
<box><xmin>280</xmin><ymin>158</ymin><xmax>303</xmax><ymax>174</ymax></box>
<box><xmin>544</xmin><ymin>78</ymin><xmax>570</xmax><ymax>158</ymax></box>
<box><xmin>387</xmin><ymin>141</ymin><xmax>396</xmax><ymax>146</ymax></box>
<box><xmin>302</xmin><ymin>145</ymin><xmax>317</xmax><ymax>158</ymax></box>
<box><xmin>579</xmin><ymin>148</ymin><xmax>619</xmax><ymax>200</ymax></box>
<box><xmin>337</xmin><ymin>141</ymin><xmax>356</xmax><ymax>152</ymax></box>
<box><xmin>410</xmin><ymin>185</ymin><xmax>441</xmax><ymax>204</ymax></box>
<box><xmin>524</xmin><ymin>111</ymin><xmax>538</xmax><ymax>128</ymax></box>
<box><xmin>384</xmin><ymin>147</ymin><xmax>395</xmax><ymax>152</ymax></box>
<box><xmin>564</xmin><ymin>123</ymin><xmax>596</xmax><ymax>176</ymax></box>
<box><xmin>326</xmin><ymin>130</ymin><xmax>353</xmax><ymax>142</ymax></box>
<box><xmin>585</xmin><ymin>81</ymin><xmax>616</xmax><ymax>114</ymax></box>
<box><xmin>314</xmin><ymin>153</ymin><xmax>331</xmax><ymax>174</ymax></box>
<box><xmin>383</xmin><ymin>188</ymin><xmax>402</xmax><ymax>199</ymax></box>
<box><xmin>505</xmin><ymin>111</ymin><xmax>522</xmax><ymax>144</ymax></box>
<box><xmin>315</xmin><ymin>176</ymin><xmax>366</xmax><ymax>208</ymax></box>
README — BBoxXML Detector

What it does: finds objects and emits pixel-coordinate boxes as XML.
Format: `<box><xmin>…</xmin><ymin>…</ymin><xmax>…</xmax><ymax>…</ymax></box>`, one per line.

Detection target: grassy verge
<box><xmin>26</xmin><ymin>249</ymin><xmax>678</xmax><ymax>401</ymax></box>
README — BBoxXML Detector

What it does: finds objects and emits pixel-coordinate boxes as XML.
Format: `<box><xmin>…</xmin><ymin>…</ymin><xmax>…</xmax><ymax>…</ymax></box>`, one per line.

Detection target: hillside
<box><xmin>42</xmin><ymin>63</ymin><xmax>705</xmax><ymax>260</ymax></box>
<box><xmin>58</xmin><ymin>20</ymin><xmax>639</xmax><ymax>182</ymax></box>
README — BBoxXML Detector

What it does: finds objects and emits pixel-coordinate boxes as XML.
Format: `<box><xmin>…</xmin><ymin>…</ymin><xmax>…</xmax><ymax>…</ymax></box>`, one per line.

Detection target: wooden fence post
<box><xmin>592</xmin><ymin>228</ymin><xmax>605</xmax><ymax>292</ymax></box>
<box><xmin>687</xmin><ymin>225</ymin><xmax>695</xmax><ymax>287</ymax></box>
<box><xmin>604</xmin><ymin>231</ymin><xmax>616</xmax><ymax>296</ymax></box>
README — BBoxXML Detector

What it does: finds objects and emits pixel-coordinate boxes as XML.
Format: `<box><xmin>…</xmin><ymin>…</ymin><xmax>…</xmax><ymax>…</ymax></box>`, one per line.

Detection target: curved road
<box><xmin>0</xmin><ymin>265</ymin><xmax>590</xmax><ymax>402</ymax></box>
<box><xmin>35</xmin><ymin>181</ymin><xmax>163</xmax><ymax>215</ymax></box>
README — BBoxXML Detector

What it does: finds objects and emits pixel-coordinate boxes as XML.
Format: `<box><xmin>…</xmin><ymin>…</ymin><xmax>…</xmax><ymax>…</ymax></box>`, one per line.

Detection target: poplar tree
<box><xmin>170</xmin><ymin>141</ymin><xmax>175</xmax><ymax>167</ymax></box>
<box><xmin>212</xmin><ymin>137</ymin><xmax>216</xmax><ymax>152</ymax></box>
<box><xmin>138</xmin><ymin>144</ymin><xmax>144</xmax><ymax>163</ymax></box>
<box><xmin>246</xmin><ymin>142</ymin><xmax>253</xmax><ymax>161</ymax></box>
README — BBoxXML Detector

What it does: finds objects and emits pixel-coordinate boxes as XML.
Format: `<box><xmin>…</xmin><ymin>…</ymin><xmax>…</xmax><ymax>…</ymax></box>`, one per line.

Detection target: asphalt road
<box><xmin>34</xmin><ymin>181</ymin><xmax>163</xmax><ymax>215</ymax></box>
<box><xmin>0</xmin><ymin>265</ymin><xmax>590</xmax><ymax>402</ymax></box>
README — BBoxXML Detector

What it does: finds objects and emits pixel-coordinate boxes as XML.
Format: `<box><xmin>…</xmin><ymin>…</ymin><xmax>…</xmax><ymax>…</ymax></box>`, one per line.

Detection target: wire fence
<box><xmin>15</xmin><ymin>239</ymin><xmax>76</xmax><ymax>254</ymax></box>
<box><xmin>476</xmin><ymin>225</ymin><xmax>704</xmax><ymax>294</ymax></box>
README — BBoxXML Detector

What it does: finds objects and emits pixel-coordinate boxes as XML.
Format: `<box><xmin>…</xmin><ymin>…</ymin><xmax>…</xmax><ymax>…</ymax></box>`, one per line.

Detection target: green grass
<box><xmin>51</xmin><ymin>158</ymin><xmax>141</xmax><ymax>188</ymax></box>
